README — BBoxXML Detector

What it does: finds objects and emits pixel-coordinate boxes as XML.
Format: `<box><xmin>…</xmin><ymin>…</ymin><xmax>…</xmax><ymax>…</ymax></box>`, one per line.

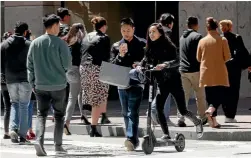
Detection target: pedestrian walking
<box><xmin>179</xmin><ymin>16</ymin><xmax>207</xmax><ymax>126</ymax></box>
<box><xmin>219</xmin><ymin>19</ymin><xmax>250</xmax><ymax>123</ymax></box>
<box><xmin>1</xmin><ymin>22</ymin><xmax>32</xmax><ymax>144</ymax></box>
<box><xmin>139</xmin><ymin>23</ymin><xmax>203</xmax><ymax>140</ymax></box>
<box><xmin>197</xmin><ymin>17</ymin><xmax>231</xmax><ymax>128</ymax></box>
<box><xmin>150</xmin><ymin>13</ymin><xmax>176</xmax><ymax>126</ymax></box>
<box><xmin>64</xmin><ymin>23</ymin><xmax>90</xmax><ymax>136</ymax></box>
<box><xmin>57</xmin><ymin>7</ymin><xmax>71</xmax><ymax>38</ymax></box>
<box><xmin>27</xmin><ymin>14</ymin><xmax>71</xmax><ymax>156</ymax></box>
<box><xmin>25</xmin><ymin>30</ymin><xmax>36</xmax><ymax>140</ymax></box>
<box><xmin>110</xmin><ymin>17</ymin><xmax>146</xmax><ymax>151</ymax></box>
<box><xmin>1</xmin><ymin>31</ymin><xmax>13</xmax><ymax>140</ymax></box>
<box><xmin>80</xmin><ymin>16</ymin><xmax>110</xmax><ymax>137</ymax></box>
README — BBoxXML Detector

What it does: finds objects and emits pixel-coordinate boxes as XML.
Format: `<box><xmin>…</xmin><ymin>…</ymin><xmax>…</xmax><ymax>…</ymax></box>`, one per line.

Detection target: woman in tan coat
<box><xmin>197</xmin><ymin>17</ymin><xmax>231</xmax><ymax>128</ymax></box>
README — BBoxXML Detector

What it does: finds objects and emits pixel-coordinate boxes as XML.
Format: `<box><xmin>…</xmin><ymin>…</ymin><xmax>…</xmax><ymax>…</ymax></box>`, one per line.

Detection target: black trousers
<box><xmin>222</xmin><ymin>67</ymin><xmax>242</xmax><ymax>119</ymax></box>
<box><xmin>35</xmin><ymin>88</ymin><xmax>66</xmax><ymax>146</ymax></box>
<box><xmin>248</xmin><ymin>71</ymin><xmax>251</xmax><ymax>82</ymax></box>
<box><xmin>205</xmin><ymin>86</ymin><xmax>226</xmax><ymax>117</ymax></box>
<box><xmin>1</xmin><ymin>84</ymin><xmax>11</xmax><ymax>133</ymax></box>
<box><xmin>156</xmin><ymin>73</ymin><xmax>200</xmax><ymax>135</ymax></box>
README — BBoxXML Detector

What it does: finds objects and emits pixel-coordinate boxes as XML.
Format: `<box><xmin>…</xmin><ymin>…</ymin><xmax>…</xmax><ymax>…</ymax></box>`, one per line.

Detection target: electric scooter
<box><xmin>141</xmin><ymin>66</ymin><xmax>186</xmax><ymax>155</ymax></box>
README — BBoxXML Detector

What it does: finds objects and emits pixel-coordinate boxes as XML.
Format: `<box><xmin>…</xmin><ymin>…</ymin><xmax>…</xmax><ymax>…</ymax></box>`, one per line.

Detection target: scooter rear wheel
<box><xmin>174</xmin><ymin>133</ymin><xmax>185</xmax><ymax>152</ymax></box>
<box><xmin>142</xmin><ymin>137</ymin><xmax>154</xmax><ymax>155</ymax></box>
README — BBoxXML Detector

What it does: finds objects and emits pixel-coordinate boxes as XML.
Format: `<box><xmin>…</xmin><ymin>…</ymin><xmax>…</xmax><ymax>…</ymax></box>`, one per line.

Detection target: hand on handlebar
<box><xmin>136</xmin><ymin>66</ymin><xmax>143</xmax><ymax>71</ymax></box>
<box><xmin>155</xmin><ymin>64</ymin><xmax>166</xmax><ymax>70</ymax></box>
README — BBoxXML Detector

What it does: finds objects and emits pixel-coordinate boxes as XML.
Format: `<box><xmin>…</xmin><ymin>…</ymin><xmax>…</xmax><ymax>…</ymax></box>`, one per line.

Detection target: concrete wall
<box><xmin>4</xmin><ymin>1</ymin><xmax>60</xmax><ymax>38</ymax></box>
<box><xmin>2</xmin><ymin>1</ymin><xmax>250</xmax><ymax>97</ymax></box>
<box><xmin>179</xmin><ymin>1</ymin><xmax>251</xmax><ymax>98</ymax></box>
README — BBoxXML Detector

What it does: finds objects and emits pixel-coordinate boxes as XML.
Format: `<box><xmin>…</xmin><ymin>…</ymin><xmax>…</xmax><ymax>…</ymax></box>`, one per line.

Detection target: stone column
<box><xmin>4</xmin><ymin>1</ymin><xmax>60</xmax><ymax>37</ymax></box>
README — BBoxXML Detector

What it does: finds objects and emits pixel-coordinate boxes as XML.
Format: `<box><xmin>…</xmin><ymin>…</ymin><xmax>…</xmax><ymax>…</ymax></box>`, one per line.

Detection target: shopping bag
<box><xmin>99</xmin><ymin>61</ymin><xmax>131</xmax><ymax>88</ymax></box>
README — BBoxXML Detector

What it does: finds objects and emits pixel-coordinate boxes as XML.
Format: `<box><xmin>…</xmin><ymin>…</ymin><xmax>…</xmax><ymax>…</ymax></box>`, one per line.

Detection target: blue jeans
<box><xmin>28</xmin><ymin>100</ymin><xmax>35</xmax><ymax>129</ymax></box>
<box><xmin>118</xmin><ymin>86</ymin><xmax>143</xmax><ymax>145</ymax></box>
<box><xmin>151</xmin><ymin>94</ymin><xmax>171</xmax><ymax>123</ymax></box>
<box><xmin>7</xmin><ymin>82</ymin><xmax>32</xmax><ymax>138</ymax></box>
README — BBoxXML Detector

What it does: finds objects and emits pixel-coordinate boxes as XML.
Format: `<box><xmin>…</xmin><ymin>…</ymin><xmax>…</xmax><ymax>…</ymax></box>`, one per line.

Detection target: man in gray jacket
<box><xmin>178</xmin><ymin>16</ymin><xmax>207</xmax><ymax>126</ymax></box>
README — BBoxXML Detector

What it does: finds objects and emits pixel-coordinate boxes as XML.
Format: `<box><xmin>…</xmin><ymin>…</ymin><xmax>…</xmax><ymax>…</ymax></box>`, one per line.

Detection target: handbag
<box><xmin>99</xmin><ymin>61</ymin><xmax>131</xmax><ymax>88</ymax></box>
<box><xmin>66</xmin><ymin>66</ymin><xmax>81</xmax><ymax>83</ymax></box>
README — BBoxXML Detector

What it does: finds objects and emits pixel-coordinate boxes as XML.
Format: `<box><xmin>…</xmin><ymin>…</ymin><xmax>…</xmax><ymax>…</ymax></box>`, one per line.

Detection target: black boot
<box><xmin>90</xmin><ymin>125</ymin><xmax>102</xmax><ymax>137</ymax></box>
<box><xmin>100</xmin><ymin>113</ymin><xmax>111</xmax><ymax>124</ymax></box>
<box><xmin>81</xmin><ymin>115</ymin><xmax>91</xmax><ymax>125</ymax></box>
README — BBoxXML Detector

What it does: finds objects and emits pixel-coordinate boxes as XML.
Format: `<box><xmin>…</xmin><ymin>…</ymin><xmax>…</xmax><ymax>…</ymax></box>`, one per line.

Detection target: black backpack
<box><xmin>235</xmin><ymin>34</ymin><xmax>251</xmax><ymax>70</ymax></box>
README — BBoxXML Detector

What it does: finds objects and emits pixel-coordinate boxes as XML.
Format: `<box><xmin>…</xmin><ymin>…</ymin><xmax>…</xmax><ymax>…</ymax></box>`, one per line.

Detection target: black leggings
<box><xmin>156</xmin><ymin>75</ymin><xmax>201</xmax><ymax>135</ymax></box>
<box><xmin>1</xmin><ymin>84</ymin><xmax>11</xmax><ymax>133</ymax></box>
<box><xmin>205</xmin><ymin>86</ymin><xmax>226</xmax><ymax>117</ymax></box>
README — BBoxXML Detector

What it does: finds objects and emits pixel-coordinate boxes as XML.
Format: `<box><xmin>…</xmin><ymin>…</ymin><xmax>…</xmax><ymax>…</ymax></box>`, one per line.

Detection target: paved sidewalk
<box><xmin>47</xmin><ymin>98</ymin><xmax>251</xmax><ymax>141</ymax></box>
<box><xmin>1</xmin><ymin>98</ymin><xmax>250</xmax><ymax>141</ymax></box>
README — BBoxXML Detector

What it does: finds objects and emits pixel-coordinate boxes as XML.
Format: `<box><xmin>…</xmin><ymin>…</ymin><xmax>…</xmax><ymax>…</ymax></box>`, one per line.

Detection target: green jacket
<box><xmin>27</xmin><ymin>34</ymin><xmax>72</xmax><ymax>91</ymax></box>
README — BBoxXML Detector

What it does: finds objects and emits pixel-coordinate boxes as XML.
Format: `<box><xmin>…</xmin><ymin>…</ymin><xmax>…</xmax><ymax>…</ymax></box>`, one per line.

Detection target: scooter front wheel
<box><xmin>142</xmin><ymin>136</ymin><xmax>154</xmax><ymax>155</ymax></box>
<box><xmin>174</xmin><ymin>133</ymin><xmax>185</xmax><ymax>152</ymax></box>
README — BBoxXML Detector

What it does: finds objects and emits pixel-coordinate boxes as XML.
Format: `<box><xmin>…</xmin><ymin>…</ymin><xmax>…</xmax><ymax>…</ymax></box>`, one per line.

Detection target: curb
<box><xmin>46</xmin><ymin>124</ymin><xmax>251</xmax><ymax>141</ymax></box>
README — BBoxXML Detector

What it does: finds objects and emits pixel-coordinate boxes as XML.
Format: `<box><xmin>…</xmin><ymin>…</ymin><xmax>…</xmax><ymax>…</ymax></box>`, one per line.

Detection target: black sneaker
<box><xmin>55</xmin><ymin>145</ymin><xmax>67</xmax><ymax>154</ymax></box>
<box><xmin>3</xmin><ymin>134</ymin><xmax>11</xmax><ymax>139</ymax></box>
<box><xmin>19</xmin><ymin>137</ymin><xmax>32</xmax><ymax>145</ymax></box>
<box><xmin>196</xmin><ymin>120</ymin><xmax>204</xmax><ymax>139</ymax></box>
<box><xmin>177</xmin><ymin>121</ymin><xmax>187</xmax><ymax>127</ymax></box>
<box><xmin>10</xmin><ymin>130</ymin><xmax>19</xmax><ymax>143</ymax></box>
<box><xmin>34</xmin><ymin>142</ymin><xmax>47</xmax><ymax>156</ymax></box>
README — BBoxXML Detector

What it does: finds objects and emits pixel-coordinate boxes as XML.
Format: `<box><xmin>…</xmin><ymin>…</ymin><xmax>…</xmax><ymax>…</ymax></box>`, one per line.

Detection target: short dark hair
<box><xmin>43</xmin><ymin>14</ymin><xmax>60</xmax><ymax>29</ymax></box>
<box><xmin>14</xmin><ymin>21</ymin><xmax>28</xmax><ymax>35</ymax></box>
<box><xmin>187</xmin><ymin>16</ymin><xmax>198</xmax><ymax>28</ymax></box>
<box><xmin>57</xmin><ymin>7</ymin><xmax>70</xmax><ymax>20</ymax></box>
<box><xmin>159</xmin><ymin>13</ymin><xmax>175</xmax><ymax>26</ymax></box>
<box><xmin>206</xmin><ymin>17</ymin><xmax>218</xmax><ymax>30</ymax></box>
<box><xmin>91</xmin><ymin>16</ymin><xmax>107</xmax><ymax>31</ymax></box>
<box><xmin>120</xmin><ymin>18</ymin><xmax>135</xmax><ymax>27</ymax></box>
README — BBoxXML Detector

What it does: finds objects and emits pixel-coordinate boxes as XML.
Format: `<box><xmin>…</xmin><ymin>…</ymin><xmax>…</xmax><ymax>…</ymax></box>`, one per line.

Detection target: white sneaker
<box><xmin>225</xmin><ymin>118</ymin><xmax>237</xmax><ymax>123</ymax></box>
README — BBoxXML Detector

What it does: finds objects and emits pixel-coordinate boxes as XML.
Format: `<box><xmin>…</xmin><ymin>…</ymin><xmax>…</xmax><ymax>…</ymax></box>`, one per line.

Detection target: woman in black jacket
<box><xmin>80</xmin><ymin>16</ymin><xmax>110</xmax><ymax>137</ymax></box>
<box><xmin>139</xmin><ymin>23</ymin><xmax>203</xmax><ymax>139</ymax></box>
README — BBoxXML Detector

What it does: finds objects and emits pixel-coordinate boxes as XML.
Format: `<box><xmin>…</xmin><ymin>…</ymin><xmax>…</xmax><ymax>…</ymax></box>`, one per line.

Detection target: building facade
<box><xmin>1</xmin><ymin>1</ymin><xmax>251</xmax><ymax>98</ymax></box>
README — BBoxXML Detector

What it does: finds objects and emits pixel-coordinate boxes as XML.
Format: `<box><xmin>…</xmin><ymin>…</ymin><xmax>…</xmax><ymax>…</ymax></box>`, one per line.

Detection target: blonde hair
<box><xmin>219</xmin><ymin>20</ymin><xmax>233</xmax><ymax>32</ymax></box>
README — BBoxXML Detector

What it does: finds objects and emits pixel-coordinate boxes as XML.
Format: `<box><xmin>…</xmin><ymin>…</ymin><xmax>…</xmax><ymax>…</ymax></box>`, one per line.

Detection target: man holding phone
<box><xmin>110</xmin><ymin>18</ymin><xmax>146</xmax><ymax>151</ymax></box>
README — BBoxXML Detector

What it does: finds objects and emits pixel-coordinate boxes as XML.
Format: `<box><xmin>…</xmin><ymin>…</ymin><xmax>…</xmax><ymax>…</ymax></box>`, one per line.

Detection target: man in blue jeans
<box><xmin>110</xmin><ymin>18</ymin><xmax>146</xmax><ymax>151</ymax></box>
<box><xmin>1</xmin><ymin>21</ymin><xmax>32</xmax><ymax>144</ymax></box>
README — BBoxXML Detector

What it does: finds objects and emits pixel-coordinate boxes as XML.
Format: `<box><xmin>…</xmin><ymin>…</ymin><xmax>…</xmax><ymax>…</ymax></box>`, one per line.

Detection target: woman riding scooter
<box><xmin>136</xmin><ymin>23</ymin><xmax>203</xmax><ymax>140</ymax></box>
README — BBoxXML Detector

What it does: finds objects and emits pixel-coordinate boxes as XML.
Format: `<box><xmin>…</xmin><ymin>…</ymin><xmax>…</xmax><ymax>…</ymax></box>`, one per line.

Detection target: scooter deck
<box><xmin>155</xmin><ymin>139</ymin><xmax>177</xmax><ymax>147</ymax></box>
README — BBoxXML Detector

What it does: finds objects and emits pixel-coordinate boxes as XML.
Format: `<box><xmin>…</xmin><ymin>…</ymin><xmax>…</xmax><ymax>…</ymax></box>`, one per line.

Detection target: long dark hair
<box><xmin>65</xmin><ymin>23</ymin><xmax>86</xmax><ymax>45</ymax></box>
<box><xmin>146</xmin><ymin>23</ymin><xmax>175</xmax><ymax>51</ymax></box>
